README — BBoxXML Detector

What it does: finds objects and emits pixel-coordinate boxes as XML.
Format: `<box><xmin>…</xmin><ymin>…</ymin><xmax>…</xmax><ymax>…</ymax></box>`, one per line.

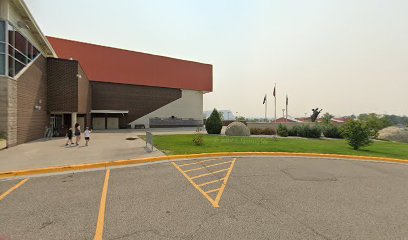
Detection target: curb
<box><xmin>0</xmin><ymin>152</ymin><xmax>407</xmax><ymax>180</ymax></box>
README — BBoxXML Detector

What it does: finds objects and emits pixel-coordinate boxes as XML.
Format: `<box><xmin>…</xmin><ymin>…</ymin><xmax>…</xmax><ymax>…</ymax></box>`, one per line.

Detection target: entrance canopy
<box><xmin>90</xmin><ymin>110</ymin><xmax>129</xmax><ymax>114</ymax></box>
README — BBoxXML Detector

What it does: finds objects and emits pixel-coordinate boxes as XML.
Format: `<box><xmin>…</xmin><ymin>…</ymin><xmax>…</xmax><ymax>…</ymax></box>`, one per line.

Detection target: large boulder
<box><xmin>225</xmin><ymin>122</ymin><xmax>251</xmax><ymax>136</ymax></box>
<box><xmin>377</xmin><ymin>126</ymin><xmax>408</xmax><ymax>143</ymax></box>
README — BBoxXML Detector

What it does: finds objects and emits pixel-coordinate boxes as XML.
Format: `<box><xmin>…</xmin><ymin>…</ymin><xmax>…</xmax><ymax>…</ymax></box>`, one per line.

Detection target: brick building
<box><xmin>0</xmin><ymin>0</ymin><xmax>212</xmax><ymax>147</ymax></box>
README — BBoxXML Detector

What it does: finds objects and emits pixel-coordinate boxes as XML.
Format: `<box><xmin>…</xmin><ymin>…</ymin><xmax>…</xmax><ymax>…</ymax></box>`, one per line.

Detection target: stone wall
<box><xmin>247</xmin><ymin>122</ymin><xmax>345</xmax><ymax>131</ymax></box>
<box><xmin>0</xmin><ymin>76</ymin><xmax>17</xmax><ymax>147</ymax></box>
<box><xmin>0</xmin><ymin>77</ymin><xmax>9</xmax><ymax>141</ymax></box>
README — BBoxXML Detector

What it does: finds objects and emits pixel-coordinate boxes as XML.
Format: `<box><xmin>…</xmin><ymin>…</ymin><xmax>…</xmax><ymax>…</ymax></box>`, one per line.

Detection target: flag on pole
<box><xmin>263</xmin><ymin>94</ymin><xmax>267</xmax><ymax>104</ymax></box>
<box><xmin>286</xmin><ymin>95</ymin><xmax>288</xmax><ymax>105</ymax></box>
<box><xmin>273</xmin><ymin>86</ymin><xmax>276</xmax><ymax>97</ymax></box>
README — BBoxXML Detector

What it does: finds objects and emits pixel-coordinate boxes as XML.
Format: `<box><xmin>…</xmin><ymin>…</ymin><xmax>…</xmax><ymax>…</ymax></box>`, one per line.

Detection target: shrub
<box><xmin>342</xmin><ymin>120</ymin><xmax>372</xmax><ymax>150</ymax></box>
<box><xmin>322</xmin><ymin>124</ymin><xmax>343</xmax><ymax>138</ymax></box>
<box><xmin>288</xmin><ymin>126</ymin><xmax>299</xmax><ymax>136</ymax></box>
<box><xmin>0</xmin><ymin>132</ymin><xmax>5</xmax><ymax>140</ymax></box>
<box><xmin>192</xmin><ymin>128</ymin><xmax>204</xmax><ymax>146</ymax></box>
<box><xmin>297</xmin><ymin>125</ymin><xmax>309</xmax><ymax>138</ymax></box>
<box><xmin>262</xmin><ymin>128</ymin><xmax>276</xmax><ymax>135</ymax></box>
<box><xmin>308</xmin><ymin>126</ymin><xmax>322</xmax><ymax>138</ymax></box>
<box><xmin>205</xmin><ymin>108</ymin><xmax>223</xmax><ymax>134</ymax></box>
<box><xmin>296</xmin><ymin>125</ymin><xmax>322</xmax><ymax>138</ymax></box>
<box><xmin>358</xmin><ymin>113</ymin><xmax>391</xmax><ymax>138</ymax></box>
<box><xmin>277</xmin><ymin>124</ymin><xmax>288</xmax><ymax>137</ymax></box>
<box><xmin>250</xmin><ymin>128</ymin><xmax>263</xmax><ymax>135</ymax></box>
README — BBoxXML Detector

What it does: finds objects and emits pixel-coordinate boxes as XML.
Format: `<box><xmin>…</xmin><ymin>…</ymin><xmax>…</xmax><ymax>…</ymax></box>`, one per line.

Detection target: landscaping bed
<box><xmin>151</xmin><ymin>134</ymin><xmax>408</xmax><ymax>160</ymax></box>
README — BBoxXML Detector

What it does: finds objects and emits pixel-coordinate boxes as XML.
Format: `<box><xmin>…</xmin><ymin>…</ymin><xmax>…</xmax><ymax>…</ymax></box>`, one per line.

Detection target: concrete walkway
<box><xmin>0</xmin><ymin>131</ymin><xmax>165</xmax><ymax>172</ymax></box>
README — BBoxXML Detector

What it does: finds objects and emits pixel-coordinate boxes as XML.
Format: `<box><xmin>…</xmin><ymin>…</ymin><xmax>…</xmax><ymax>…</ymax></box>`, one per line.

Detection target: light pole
<box><xmin>282</xmin><ymin>109</ymin><xmax>285</xmax><ymax>121</ymax></box>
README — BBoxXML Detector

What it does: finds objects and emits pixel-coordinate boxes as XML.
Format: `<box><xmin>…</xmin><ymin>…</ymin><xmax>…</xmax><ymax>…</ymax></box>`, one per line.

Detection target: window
<box><xmin>0</xmin><ymin>20</ymin><xmax>43</xmax><ymax>77</ymax></box>
<box><xmin>0</xmin><ymin>21</ymin><xmax>5</xmax><ymax>75</ymax></box>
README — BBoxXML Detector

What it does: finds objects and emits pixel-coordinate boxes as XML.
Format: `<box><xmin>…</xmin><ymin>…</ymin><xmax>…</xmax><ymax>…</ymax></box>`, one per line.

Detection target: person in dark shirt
<box><xmin>65</xmin><ymin>127</ymin><xmax>74</xmax><ymax>146</ymax></box>
<box><xmin>74</xmin><ymin>123</ymin><xmax>81</xmax><ymax>146</ymax></box>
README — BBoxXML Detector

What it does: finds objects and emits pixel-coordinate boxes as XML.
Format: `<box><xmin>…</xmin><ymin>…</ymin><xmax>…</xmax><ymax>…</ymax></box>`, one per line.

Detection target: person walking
<box><xmin>65</xmin><ymin>127</ymin><xmax>73</xmax><ymax>146</ymax></box>
<box><xmin>84</xmin><ymin>127</ymin><xmax>92</xmax><ymax>146</ymax></box>
<box><xmin>74</xmin><ymin>123</ymin><xmax>81</xmax><ymax>146</ymax></box>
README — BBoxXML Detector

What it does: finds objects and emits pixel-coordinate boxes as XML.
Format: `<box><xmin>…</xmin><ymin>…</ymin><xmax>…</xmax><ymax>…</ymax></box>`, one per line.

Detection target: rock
<box><xmin>377</xmin><ymin>126</ymin><xmax>408</xmax><ymax>143</ymax></box>
<box><xmin>225</xmin><ymin>122</ymin><xmax>251</xmax><ymax>136</ymax></box>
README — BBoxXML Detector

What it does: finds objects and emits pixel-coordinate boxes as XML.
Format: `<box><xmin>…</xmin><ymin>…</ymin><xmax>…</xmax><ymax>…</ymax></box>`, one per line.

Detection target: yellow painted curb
<box><xmin>0</xmin><ymin>152</ymin><xmax>407</xmax><ymax>180</ymax></box>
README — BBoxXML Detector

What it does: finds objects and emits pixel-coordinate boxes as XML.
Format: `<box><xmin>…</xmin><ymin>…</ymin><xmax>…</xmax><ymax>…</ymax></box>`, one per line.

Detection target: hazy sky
<box><xmin>26</xmin><ymin>0</ymin><xmax>408</xmax><ymax>118</ymax></box>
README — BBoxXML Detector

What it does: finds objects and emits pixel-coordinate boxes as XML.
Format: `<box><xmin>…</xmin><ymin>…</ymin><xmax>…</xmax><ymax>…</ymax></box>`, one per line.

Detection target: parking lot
<box><xmin>1</xmin><ymin>156</ymin><xmax>408</xmax><ymax>240</ymax></box>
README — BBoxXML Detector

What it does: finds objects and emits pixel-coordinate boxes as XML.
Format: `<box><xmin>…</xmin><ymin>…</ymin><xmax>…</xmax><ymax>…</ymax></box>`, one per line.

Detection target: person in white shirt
<box><xmin>84</xmin><ymin>127</ymin><xmax>92</xmax><ymax>146</ymax></box>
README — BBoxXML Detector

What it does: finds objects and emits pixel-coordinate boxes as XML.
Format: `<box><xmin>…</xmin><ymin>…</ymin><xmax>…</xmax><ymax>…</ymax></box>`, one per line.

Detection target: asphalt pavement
<box><xmin>1</xmin><ymin>156</ymin><xmax>407</xmax><ymax>240</ymax></box>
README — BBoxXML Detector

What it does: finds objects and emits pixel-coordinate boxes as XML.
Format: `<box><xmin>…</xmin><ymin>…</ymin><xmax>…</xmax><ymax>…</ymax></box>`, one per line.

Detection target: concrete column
<box><xmin>71</xmin><ymin>112</ymin><xmax>77</xmax><ymax>130</ymax></box>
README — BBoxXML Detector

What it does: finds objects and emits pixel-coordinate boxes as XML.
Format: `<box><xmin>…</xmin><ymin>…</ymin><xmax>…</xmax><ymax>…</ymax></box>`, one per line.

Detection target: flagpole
<box><xmin>286</xmin><ymin>95</ymin><xmax>288</xmax><ymax>121</ymax></box>
<box><xmin>274</xmin><ymin>83</ymin><xmax>277</xmax><ymax>121</ymax></box>
<box><xmin>265</xmin><ymin>94</ymin><xmax>267</xmax><ymax>122</ymax></box>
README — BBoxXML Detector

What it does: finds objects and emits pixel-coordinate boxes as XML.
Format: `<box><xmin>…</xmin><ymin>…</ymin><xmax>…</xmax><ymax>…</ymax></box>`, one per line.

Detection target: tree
<box><xmin>277</xmin><ymin>124</ymin><xmax>288</xmax><ymax>137</ymax></box>
<box><xmin>358</xmin><ymin>113</ymin><xmax>391</xmax><ymax>137</ymax></box>
<box><xmin>341</xmin><ymin>120</ymin><xmax>372</xmax><ymax>150</ymax></box>
<box><xmin>321</xmin><ymin>112</ymin><xmax>334</xmax><ymax>124</ymax></box>
<box><xmin>205</xmin><ymin>109</ymin><xmax>223</xmax><ymax>134</ymax></box>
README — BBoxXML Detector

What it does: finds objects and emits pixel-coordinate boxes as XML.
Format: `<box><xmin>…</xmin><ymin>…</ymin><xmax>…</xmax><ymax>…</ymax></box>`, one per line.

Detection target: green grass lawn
<box><xmin>150</xmin><ymin>134</ymin><xmax>408</xmax><ymax>160</ymax></box>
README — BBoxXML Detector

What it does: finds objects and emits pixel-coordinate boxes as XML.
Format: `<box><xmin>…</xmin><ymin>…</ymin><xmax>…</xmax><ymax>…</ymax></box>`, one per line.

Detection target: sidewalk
<box><xmin>0</xmin><ymin>132</ymin><xmax>165</xmax><ymax>173</ymax></box>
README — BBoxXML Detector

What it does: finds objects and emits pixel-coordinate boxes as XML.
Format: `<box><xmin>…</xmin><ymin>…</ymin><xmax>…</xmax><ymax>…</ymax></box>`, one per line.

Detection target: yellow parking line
<box><xmin>214</xmin><ymin>158</ymin><xmax>236</xmax><ymax>205</ymax></box>
<box><xmin>94</xmin><ymin>169</ymin><xmax>110</xmax><ymax>240</ymax></box>
<box><xmin>177</xmin><ymin>158</ymin><xmax>219</xmax><ymax>167</ymax></box>
<box><xmin>205</xmin><ymin>188</ymin><xmax>221</xmax><ymax>194</ymax></box>
<box><xmin>190</xmin><ymin>169</ymin><xmax>229</xmax><ymax>180</ymax></box>
<box><xmin>171</xmin><ymin>162</ymin><xmax>219</xmax><ymax>207</ymax></box>
<box><xmin>198</xmin><ymin>178</ymin><xmax>225</xmax><ymax>187</ymax></box>
<box><xmin>184</xmin><ymin>161</ymin><xmax>233</xmax><ymax>173</ymax></box>
<box><xmin>0</xmin><ymin>178</ymin><xmax>29</xmax><ymax>201</ymax></box>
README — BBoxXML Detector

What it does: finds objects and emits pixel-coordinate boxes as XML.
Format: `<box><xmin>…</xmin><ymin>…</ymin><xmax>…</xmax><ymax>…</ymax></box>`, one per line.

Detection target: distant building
<box><xmin>317</xmin><ymin>117</ymin><xmax>352</xmax><ymax>123</ymax></box>
<box><xmin>295</xmin><ymin>117</ymin><xmax>311</xmax><ymax>122</ymax></box>
<box><xmin>272</xmin><ymin>117</ymin><xmax>302</xmax><ymax>123</ymax></box>
<box><xmin>204</xmin><ymin>110</ymin><xmax>236</xmax><ymax>121</ymax></box>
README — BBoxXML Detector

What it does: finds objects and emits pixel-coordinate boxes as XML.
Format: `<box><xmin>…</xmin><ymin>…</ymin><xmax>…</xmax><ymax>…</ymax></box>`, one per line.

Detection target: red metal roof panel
<box><xmin>47</xmin><ymin>36</ymin><xmax>213</xmax><ymax>92</ymax></box>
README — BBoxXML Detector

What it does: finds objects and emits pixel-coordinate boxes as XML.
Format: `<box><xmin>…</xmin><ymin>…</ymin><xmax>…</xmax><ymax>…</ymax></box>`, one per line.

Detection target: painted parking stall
<box><xmin>0</xmin><ymin>155</ymin><xmax>408</xmax><ymax>239</ymax></box>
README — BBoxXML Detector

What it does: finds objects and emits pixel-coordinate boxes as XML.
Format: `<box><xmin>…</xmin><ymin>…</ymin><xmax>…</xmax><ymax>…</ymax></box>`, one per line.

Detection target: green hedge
<box><xmin>277</xmin><ymin>124</ymin><xmax>289</xmax><ymax>137</ymax></box>
<box><xmin>322</xmin><ymin>124</ymin><xmax>344</xmax><ymax>138</ymax></box>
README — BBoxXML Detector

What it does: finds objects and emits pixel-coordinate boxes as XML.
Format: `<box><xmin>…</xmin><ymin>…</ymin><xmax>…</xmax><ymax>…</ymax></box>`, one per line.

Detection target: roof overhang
<box><xmin>91</xmin><ymin>110</ymin><xmax>129</xmax><ymax>114</ymax></box>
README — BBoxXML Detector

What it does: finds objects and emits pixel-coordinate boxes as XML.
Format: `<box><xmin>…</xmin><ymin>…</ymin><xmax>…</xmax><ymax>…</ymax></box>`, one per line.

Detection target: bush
<box><xmin>358</xmin><ymin>113</ymin><xmax>391</xmax><ymax>138</ymax></box>
<box><xmin>262</xmin><ymin>128</ymin><xmax>276</xmax><ymax>135</ymax></box>
<box><xmin>297</xmin><ymin>125</ymin><xmax>309</xmax><ymax>138</ymax></box>
<box><xmin>308</xmin><ymin>126</ymin><xmax>322</xmax><ymax>138</ymax></box>
<box><xmin>205</xmin><ymin>108</ymin><xmax>223</xmax><ymax>134</ymax></box>
<box><xmin>249</xmin><ymin>128</ymin><xmax>276</xmax><ymax>135</ymax></box>
<box><xmin>288</xmin><ymin>126</ymin><xmax>299</xmax><ymax>136</ymax></box>
<box><xmin>297</xmin><ymin>125</ymin><xmax>322</xmax><ymax>138</ymax></box>
<box><xmin>322</xmin><ymin>124</ymin><xmax>343</xmax><ymax>138</ymax></box>
<box><xmin>277</xmin><ymin>124</ymin><xmax>288</xmax><ymax>137</ymax></box>
<box><xmin>342</xmin><ymin>120</ymin><xmax>372</xmax><ymax>150</ymax></box>
<box><xmin>250</xmin><ymin>128</ymin><xmax>263</xmax><ymax>135</ymax></box>
<box><xmin>192</xmin><ymin>128</ymin><xmax>204</xmax><ymax>146</ymax></box>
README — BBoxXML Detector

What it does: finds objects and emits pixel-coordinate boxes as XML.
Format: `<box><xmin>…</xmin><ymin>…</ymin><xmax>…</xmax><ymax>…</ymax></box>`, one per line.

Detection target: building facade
<box><xmin>0</xmin><ymin>0</ymin><xmax>212</xmax><ymax>147</ymax></box>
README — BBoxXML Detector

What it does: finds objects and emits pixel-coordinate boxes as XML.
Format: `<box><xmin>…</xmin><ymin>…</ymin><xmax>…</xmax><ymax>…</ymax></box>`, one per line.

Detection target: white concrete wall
<box><xmin>130</xmin><ymin>89</ymin><xmax>203</xmax><ymax>128</ymax></box>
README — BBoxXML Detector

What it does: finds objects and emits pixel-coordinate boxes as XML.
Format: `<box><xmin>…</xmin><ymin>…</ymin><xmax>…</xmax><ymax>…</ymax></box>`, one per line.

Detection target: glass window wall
<box><xmin>0</xmin><ymin>20</ymin><xmax>42</xmax><ymax>77</ymax></box>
